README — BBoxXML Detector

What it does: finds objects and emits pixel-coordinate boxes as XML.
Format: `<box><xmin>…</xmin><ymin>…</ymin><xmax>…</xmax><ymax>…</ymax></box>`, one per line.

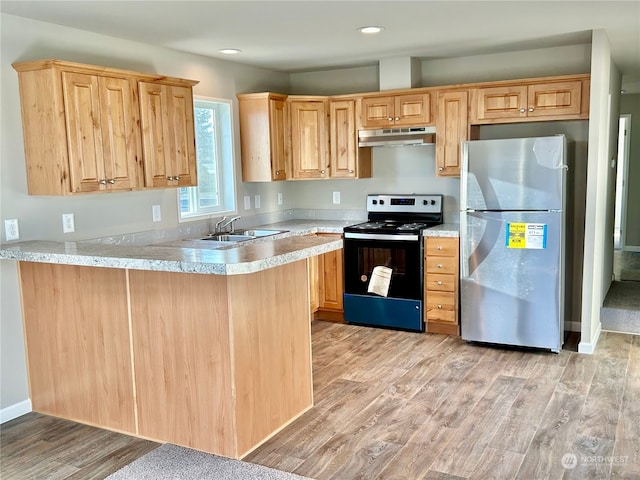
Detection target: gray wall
<box><xmin>620</xmin><ymin>93</ymin><xmax>640</xmax><ymax>247</ymax></box>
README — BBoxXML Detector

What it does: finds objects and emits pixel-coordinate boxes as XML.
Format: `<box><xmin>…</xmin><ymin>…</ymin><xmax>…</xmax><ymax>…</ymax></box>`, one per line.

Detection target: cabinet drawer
<box><xmin>425</xmin><ymin>292</ymin><xmax>456</xmax><ymax>322</ymax></box>
<box><xmin>425</xmin><ymin>274</ymin><xmax>455</xmax><ymax>292</ymax></box>
<box><xmin>425</xmin><ymin>237</ymin><xmax>458</xmax><ymax>257</ymax></box>
<box><xmin>425</xmin><ymin>256</ymin><xmax>457</xmax><ymax>274</ymax></box>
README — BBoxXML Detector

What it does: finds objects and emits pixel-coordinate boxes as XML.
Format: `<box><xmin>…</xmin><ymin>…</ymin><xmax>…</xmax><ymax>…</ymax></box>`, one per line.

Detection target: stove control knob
<box><xmin>380</xmin><ymin>200</ymin><xmax>385</xmax><ymax>205</ymax></box>
<box><xmin>430</xmin><ymin>200</ymin><xmax>436</xmax><ymax>205</ymax></box>
<box><xmin>423</xmin><ymin>200</ymin><xmax>428</xmax><ymax>205</ymax></box>
<box><xmin>372</xmin><ymin>200</ymin><xmax>378</xmax><ymax>205</ymax></box>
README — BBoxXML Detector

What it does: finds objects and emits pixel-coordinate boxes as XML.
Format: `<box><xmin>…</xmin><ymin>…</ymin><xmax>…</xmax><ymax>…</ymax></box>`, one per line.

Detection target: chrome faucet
<box><xmin>216</xmin><ymin>215</ymin><xmax>241</xmax><ymax>233</ymax></box>
<box><xmin>214</xmin><ymin>217</ymin><xmax>228</xmax><ymax>233</ymax></box>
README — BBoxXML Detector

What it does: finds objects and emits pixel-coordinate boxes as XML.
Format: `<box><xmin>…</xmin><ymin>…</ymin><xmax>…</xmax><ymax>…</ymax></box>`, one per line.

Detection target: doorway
<box><xmin>614</xmin><ymin>115</ymin><xmax>631</xmax><ymax>250</ymax></box>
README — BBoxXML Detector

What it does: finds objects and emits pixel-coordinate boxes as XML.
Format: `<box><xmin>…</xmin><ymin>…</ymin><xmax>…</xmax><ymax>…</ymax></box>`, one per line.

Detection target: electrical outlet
<box><xmin>244</xmin><ymin>195</ymin><xmax>251</xmax><ymax>210</ymax></box>
<box><xmin>254</xmin><ymin>195</ymin><xmax>261</xmax><ymax>209</ymax></box>
<box><xmin>333</xmin><ymin>191</ymin><xmax>341</xmax><ymax>204</ymax></box>
<box><xmin>152</xmin><ymin>204</ymin><xmax>162</xmax><ymax>222</ymax></box>
<box><xmin>277</xmin><ymin>192</ymin><xmax>283</xmax><ymax>205</ymax></box>
<box><xmin>62</xmin><ymin>213</ymin><xmax>75</xmax><ymax>233</ymax></box>
<box><xmin>4</xmin><ymin>219</ymin><xmax>19</xmax><ymax>241</ymax></box>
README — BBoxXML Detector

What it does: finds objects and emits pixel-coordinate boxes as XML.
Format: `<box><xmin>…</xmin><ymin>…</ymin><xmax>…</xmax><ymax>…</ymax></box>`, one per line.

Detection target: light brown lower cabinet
<box><xmin>424</xmin><ymin>237</ymin><xmax>460</xmax><ymax>335</ymax></box>
<box><xmin>19</xmin><ymin>260</ymin><xmax>313</xmax><ymax>458</ymax></box>
<box><xmin>309</xmin><ymin>234</ymin><xmax>344</xmax><ymax>322</ymax></box>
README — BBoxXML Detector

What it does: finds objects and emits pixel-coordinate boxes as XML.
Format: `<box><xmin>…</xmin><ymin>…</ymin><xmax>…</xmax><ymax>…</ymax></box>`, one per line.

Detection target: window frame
<box><xmin>178</xmin><ymin>96</ymin><xmax>237</xmax><ymax>222</ymax></box>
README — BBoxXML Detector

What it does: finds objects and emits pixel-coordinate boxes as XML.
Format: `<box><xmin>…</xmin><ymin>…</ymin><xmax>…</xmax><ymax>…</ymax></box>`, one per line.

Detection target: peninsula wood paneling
<box><xmin>19</xmin><ymin>262</ymin><xmax>135</xmax><ymax>434</ymax></box>
<box><xmin>228</xmin><ymin>260</ymin><xmax>313</xmax><ymax>456</ymax></box>
<box><xmin>128</xmin><ymin>270</ymin><xmax>236</xmax><ymax>457</ymax></box>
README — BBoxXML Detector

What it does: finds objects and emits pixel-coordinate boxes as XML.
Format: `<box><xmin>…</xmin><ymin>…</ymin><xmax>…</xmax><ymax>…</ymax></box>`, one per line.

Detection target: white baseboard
<box><xmin>0</xmin><ymin>399</ymin><xmax>32</xmax><ymax>424</ymax></box>
<box><xmin>578</xmin><ymin>322</ymin><xmax>602</xmax><ymax>354</ymax></box>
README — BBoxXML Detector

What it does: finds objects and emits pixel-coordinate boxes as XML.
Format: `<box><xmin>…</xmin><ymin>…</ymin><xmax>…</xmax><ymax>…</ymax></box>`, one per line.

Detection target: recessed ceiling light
<box><xmin>357</xmin><ymin>26</ymin><xmax>384</xmax><ymax>34</ymax></box>
<box><xmin>218</xmin><ymin>48</ymin><xmax>241</xmax><ymax>55</ymax></box>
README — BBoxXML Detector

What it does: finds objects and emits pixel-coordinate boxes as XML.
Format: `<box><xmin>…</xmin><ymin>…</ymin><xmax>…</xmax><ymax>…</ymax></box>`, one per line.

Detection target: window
<box><xmin>179</xmin><ymin>98</ymin><xmax>235</xmax><ymax>220</ymax></box>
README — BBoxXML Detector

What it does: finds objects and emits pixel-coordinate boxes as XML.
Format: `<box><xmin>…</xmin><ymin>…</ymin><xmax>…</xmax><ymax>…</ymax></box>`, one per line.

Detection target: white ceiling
<box><xmin>2</xmin><ymin>1</ymin><xmax>639</xmax><ymax>80</ymax></box>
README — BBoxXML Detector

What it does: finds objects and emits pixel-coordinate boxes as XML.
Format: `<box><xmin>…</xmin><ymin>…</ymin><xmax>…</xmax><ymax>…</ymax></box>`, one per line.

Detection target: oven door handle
<box><xmin>344</xmin><ymin>232</ymin><xmax>419</xmax><ymax>241</ymax></box>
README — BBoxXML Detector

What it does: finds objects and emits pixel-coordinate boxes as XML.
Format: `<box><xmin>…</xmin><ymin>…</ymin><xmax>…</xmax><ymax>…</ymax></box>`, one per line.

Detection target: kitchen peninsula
<box><xmin>0</xmin><ymin>230</ymin><xmax>343</xmax><ymax>458</ymax></box>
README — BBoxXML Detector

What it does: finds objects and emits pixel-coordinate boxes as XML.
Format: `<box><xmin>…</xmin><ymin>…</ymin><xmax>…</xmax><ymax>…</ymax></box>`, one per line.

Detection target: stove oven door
<box><xmin>343</xmin><ymin>235</ymin><xmax>424</xmax><ymax>331</ymax></box>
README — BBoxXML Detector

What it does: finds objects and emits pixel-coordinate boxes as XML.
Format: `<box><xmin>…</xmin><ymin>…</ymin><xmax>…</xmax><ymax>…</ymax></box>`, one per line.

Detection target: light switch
<box><xmin>152</xmin><ymin>204</ymin><xmax>161</xmax><ymax>222</ymax></box>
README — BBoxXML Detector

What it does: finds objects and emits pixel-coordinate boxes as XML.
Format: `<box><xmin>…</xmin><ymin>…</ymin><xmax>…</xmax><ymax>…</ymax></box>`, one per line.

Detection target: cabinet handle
<box><xmin>174</xmin><ymin>175</ymin><xmax>180</xmax><ymax>181</ymax></box>
<box><xmin>519</xmin><ymin>108</ymin><xmax>526</xmax><ymax>113</ymax></box>
<box><xmin>437</xmin><ymin>246</ymin><xmax>443</xmax><ymax>250</ymax></box>
<box><xmin>107</xmin><ymin>179</ymin><xmax>116</xmax><ymax>184</ymax></box>
<box><xmin>348</xmin><ymin>170</ymin><xmax>354</xmax><ymax>174</ymax></box>
<box><xmin>437</xmin><ymin>304</ymin><xmax>443</xmax><ymax>309</ymax></box>
<box><xmin>99</xmin><ymin>179</ymin><xmax>107</xmax><ymax>185</ymax></box>
<box><xmin>438</xmin><ymin>167</ymin><xmax>444</xmax><ymax>172</ymax></box>
<box><xmin>437</xmin><ymin>281</ymin><xmax>443</xmax><ymax>285</ymax></box>
<box><xmin>166</xmin><ymin>176</ymin><xmax>174</xmax><ymax>181</ymax></box>
<box><xmin>275</xmin><ymin>170</ymin><xmax>280</xmax><ymax>175</ymax></box>
<box><xmin>528</xmin><ymin>108</ymin><xmax>534</xmax><ymax>112</ymax></box>
<box><xmin>438</xmin><ymin>264</ymin><xmax>443</xmax><ymax>268</ymax></box>
<box><xmin>395</xmin><ymin>117</ymin><xmax>400</xmax><ymax>121</ymax></box>
<box><xmin>321</xmin><ymin>170</ymin><xmax>325</xmax><ymax>174</ymax></box>
<box><xmin>388</xmin><ymin>117</ymin><xmax>393</xmax><ymax>122</ymax></box>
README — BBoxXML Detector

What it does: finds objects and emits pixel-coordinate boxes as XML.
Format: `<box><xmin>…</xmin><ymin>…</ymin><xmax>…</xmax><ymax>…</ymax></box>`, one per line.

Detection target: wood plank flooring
<box><xmin>246</xmin><ymin>322</ymin><xmax>640</xmax><ymax>480</ymax></box>
<box><xmin>2</xmin><ymin>322</ymin><xmax>639</xmax><ymax>480</ymax></box>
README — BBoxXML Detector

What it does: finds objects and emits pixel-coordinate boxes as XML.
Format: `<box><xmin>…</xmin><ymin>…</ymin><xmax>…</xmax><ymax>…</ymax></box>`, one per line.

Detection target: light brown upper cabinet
<box><xmin>470</xmin><ymin>77</ymin><xmax>589</xmax><ymax>124</ymax></box>
<box><xmin>359</xmin><ymin>92</ymin><xmax>432</xmax><ymax>129</ymax></box>
<box><xmin>329</xmin><ymin>98</ymin><xmax>371</xmax><ymax>179</ymax></box>
<box><xmin>139</xmin><ymin>82</ymin><xmax>197</xmax><ymax>188</ymax></box>
<box><xmin>237</xmin><ymin>93</ymin><xmax>288</xmax><ymax>182</ymax></box>
<box><xmin>288</xmin><ymin>96</ymin><xmax>329</xmax><ymax>180</ymax></box>
<box><xmin>435</xmin><ymin>90</ymin><xmax>469</xmax><ymax>177</ymax></box>
<box><xmin>13</xmin><ymin>59</ymin><xmax>198</xmax><ymax>195</ymax></box>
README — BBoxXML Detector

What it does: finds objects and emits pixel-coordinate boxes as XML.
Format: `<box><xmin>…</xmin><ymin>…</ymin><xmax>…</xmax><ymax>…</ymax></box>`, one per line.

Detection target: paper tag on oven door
<box><xmin>367</xmin><ymin>266</ymin><xmax>392</xmax><ymax>297</ymax></box>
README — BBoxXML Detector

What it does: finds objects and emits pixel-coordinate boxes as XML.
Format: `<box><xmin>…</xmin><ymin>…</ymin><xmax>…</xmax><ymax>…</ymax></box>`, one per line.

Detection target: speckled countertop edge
<box><xmin>422</xmin><ymin>223</ymin><xmax>460</xmax><ymax>237</ymax></box>
<box><xmin>0</xmin><ymin>221</ymin><xmax>348</xmax><ymax>275</ymax></box>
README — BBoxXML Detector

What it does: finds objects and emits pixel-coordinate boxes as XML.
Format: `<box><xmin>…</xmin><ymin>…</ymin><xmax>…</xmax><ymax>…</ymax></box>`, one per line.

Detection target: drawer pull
<box><xmin>437</xmin><ymin>304</ymin><xmax>442</xmax><ymax>309</ymax></box>
<box><xmin>438</xmin><ymin>264</ymin><xmax>443</xmax><ymax>268</ymax></box>
<box><xmin>437</xmin><ymin>281</ymin><xmax>443</xmax><ymax>285</ymax></box>
<box><xmin>437</xmin><ymin>246</ymin><xmax>443</xmax><ymax>250</ymax></box>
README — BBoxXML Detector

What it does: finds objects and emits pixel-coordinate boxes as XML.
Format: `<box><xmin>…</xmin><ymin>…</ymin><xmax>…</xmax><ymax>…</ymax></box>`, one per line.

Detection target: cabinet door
<box><xmin>289</xmin><ymin>100</ymin><xmax>328</xmax><ymax>179</ymax></box>
<box><xmin>527</xmin><ymin>81</ymin><xmax>582</xmax><ymax>117</ymax></box>
<box><xmin>360</xmin><ymin>96</ymin><xmax>395</xmax><ymax>128</ymax></box>
<box><xmin>319</xmin><ymin>248</ymin><xmax>344</xmax><ymax>311</ymax></box>
<box><xmin>269</xmin><ymin>98</ymin><xmax>288</xmax><ymax>180</ymax></box>
<box><xmin>329</xmin><ymin>99</ymin><xmax>357</xmax><ymax>178</ymax></box>
<box><xmin>435</xmin><ymin>90</ymin><xmax>468</xmax><ymax>177</ymax></box>
<box><xmin>98</xmin><ymin>77</ymin><xmax>139</xmax><ymax>191</ymax></box>
<box><xmin>139</xmin><ymin>82</ymin><xmax>197</xmax><ymax>188</ymax></box>
<box><xmin>471</xmin><ymin>85</ymin><xmax>527</xmax><ymax>122</ymax></box>
<box><xmin>62</xmin><ymin>71</ymin><xmax>106</xmax><ymax>193</ymax></box>
<box><xmin>394</xmin><ymin>93</ymin><xmax>432</xmax><ymax>126</ymax></box>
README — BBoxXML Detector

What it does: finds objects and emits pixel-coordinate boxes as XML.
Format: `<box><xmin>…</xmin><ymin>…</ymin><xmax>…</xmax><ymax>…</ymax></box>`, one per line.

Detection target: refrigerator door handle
<box><xmin>460</xmin><ymin>212</ymin><xmax>470</xmax><ymax>279</ymax></box>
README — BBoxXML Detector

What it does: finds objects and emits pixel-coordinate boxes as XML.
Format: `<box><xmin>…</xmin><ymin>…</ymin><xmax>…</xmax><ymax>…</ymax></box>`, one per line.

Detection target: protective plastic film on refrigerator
<box><xmin>460</xmin><ymin>135</ymin><xmax>567</xmax><ymax>352</ymax></box>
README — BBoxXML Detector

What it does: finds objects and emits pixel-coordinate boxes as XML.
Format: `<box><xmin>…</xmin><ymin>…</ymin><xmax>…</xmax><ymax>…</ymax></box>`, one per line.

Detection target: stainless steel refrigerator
<box><xmin>460</xmin><ymin>135</ymin><xmax>566</xmax><ymax>352</ymax></box>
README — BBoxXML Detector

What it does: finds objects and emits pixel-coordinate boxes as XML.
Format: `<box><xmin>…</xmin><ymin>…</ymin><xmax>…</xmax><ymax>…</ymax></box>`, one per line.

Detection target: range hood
<box><xmin>358</xmin><ymin>126</ymin><xmax>436</xmax><ymax>147</ymax></box>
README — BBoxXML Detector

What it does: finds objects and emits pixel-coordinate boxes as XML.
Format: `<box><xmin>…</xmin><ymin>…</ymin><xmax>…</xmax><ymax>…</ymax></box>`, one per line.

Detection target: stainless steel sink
<box><xmin>200</xmin><ymin>234</ymin><xmax>256</xmax><ymax>242</ymax></box>
<box><xmin>196</xmin><ymin>229</ymin><xmax>288</xmax><ymax>243</ymax></box>
<box><xmin>236</xmin><ymin>229</ymin><xmax>288</xmax><ymax>237</ymax></box>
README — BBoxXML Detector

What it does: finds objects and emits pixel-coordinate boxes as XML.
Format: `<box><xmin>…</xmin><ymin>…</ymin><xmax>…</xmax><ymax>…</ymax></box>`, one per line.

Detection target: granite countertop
<box><xmin>0</xmin><ymin>220</ymin><xmax>349</xmax><ymax>275</ymax></box>
<box><xmin>422</xmin><ymin>223</ymin><xmax>460</xmax><ymax>237</ymax></box>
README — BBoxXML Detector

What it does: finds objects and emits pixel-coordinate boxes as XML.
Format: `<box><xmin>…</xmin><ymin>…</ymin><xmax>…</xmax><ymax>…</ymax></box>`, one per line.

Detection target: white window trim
<box><xmin>178</xmin><ymin>96</ymin><xmax>238</xmax><ymax>223</ymax></box>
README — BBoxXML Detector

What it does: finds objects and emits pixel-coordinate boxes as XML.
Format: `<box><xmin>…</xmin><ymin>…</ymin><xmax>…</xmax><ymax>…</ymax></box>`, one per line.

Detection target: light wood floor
<box><xmin>2</xmin><ymin>322</ymin><xmax>639</xmax><ymax>480</ymax></box>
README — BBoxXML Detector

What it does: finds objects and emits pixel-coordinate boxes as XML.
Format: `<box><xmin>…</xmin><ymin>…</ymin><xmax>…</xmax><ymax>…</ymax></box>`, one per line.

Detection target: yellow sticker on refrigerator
<box><xmin>506</xmin><ymin>223</ymin><xmax>547</xmax><ymax>249</ymax></box>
